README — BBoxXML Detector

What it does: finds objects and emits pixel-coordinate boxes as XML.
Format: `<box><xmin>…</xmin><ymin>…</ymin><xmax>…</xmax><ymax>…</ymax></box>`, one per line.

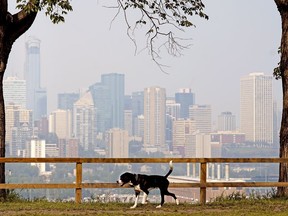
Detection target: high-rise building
<box><xmin>24</xmin><ymin>37</ymin><xmax>47</xmax><ymax>121</ymax></box>
<box><xmin>73</xmin><ymin>91</ymin><xmax>97</xmax><ymax>151</ymax></box>
<box><xmin>240</xmin><ymin>72</ymin><xmax>273</xmax><ymax>144</ymax></box>
<box><xmin>58</xmin><ymin>93</ymin><xmax>80</xmax><ymax>110</ymax></box>
<box><xmin>143</xmin><ymin>86</ymin><xmax>166</xmax><ymax>151</ymax></box>
<box><xmin>89</xmin><ymin>82</ymin><xmax>110</xmax><ymax>133</ymax></box>
<box><xmin>106</xmin><ymin>128</ymin><xmax>129</xmax><ymax>158</ymax></box>
<box><xmin>124</xmin><ymin>110</ymin><xmax>133</xmax><ymax>136</ymax></box>
<box><xmin>124</xmin><ymin>95</ymin><xmax>132</xmax><ymax>110</ymax></box>
<box><xmin>3</xmin><ymin>76</ymin><xmax>26</xmax><ymax>108</ymax></box>
<box><xmin>6</xmin><ymin>104</ymin><xmax>33</xmax><ymax>157</ymax></box>
<box><xmin>185</xmin><ymin>133</ymin><xmax>211</xmax><ymax>158</ymax></box>
<box><xmin>65</xmin><ymin>138</ymin><xmax>79</xmax><ymax>157</ymax></box>
<box><xmin>5</xmin><ymin>104</ymin><xmax>32</xmax><ymax>148</ymax></box>
<box><xmin>10</xmin><ymin>122</ymin><xmax>32</xmax><ymax>157</ymax></box>
<box><xmin>166</xmin><ymin>98</ymin><xmax>181</xmax><ymax>150</ymax></box>
<box><xmin>189</xmin><ymin>105</ymin><xmax>212</xmax><ymax>134</ymax></box>
<box><xmin>89</xmin><ymin>73</ymin><xmax>125</xmax><ymax>133</ymax></box>
<box><xmin>131</xmin><ymin>91</ymin><xmax>144</xmax><ymax>136</ymax></box>
<box><xmin>29</xmin><ymin>138</ymin><xmax>46</xmax><ymax>174</ymax></box>
<box><xmin>101</xmin><ymin>73</ymin><xmax>125</xmax><ymax>129</ymax></box>
<box><xmin>131</xmin><ymin>91</ymin><xmax>144</xmax><ymax>118</ymax></box>
<box><xmin>175</xmin><ymin>88</ymin><xmax>195</xmax><ymax>119</ymax></box>
<box><xmin>172</xmin><ymin>119</ymin><xmax>196</xmax><ymax>157</ymax></box>
<box><xmin>134</xmin><ymin>115</ymin><xmax>144</xmax><ymax>138</ymax></box>
<box><xmin>217</xmin><ymin>111</ymin><xmax>236</xmax><ymax>131</ymax></box>
<box><xmin>166</xmin><ymin>98</ymin><xmax>181</xmax><ymax>120</ymax></box>
<box><xmin>49</xmin><ymin>109</ymin><xmax>72</xmax><ymax>139</ymax></box>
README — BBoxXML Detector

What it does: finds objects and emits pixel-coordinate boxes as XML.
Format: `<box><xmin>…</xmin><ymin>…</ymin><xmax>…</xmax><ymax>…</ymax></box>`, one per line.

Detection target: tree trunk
<box><xmin>0</xmin><ymin>0</ymin><xmax>38</xmax><ymax>199</ymax></box>
<box><xmin>275</xmin><ymin>0</ymin><xmax>288</xmax><ymax>197</ymax></box>
<box><xmin>0</xmin><ymin>1</ymin><xmax>11</xmax><ymax>199</ymax></box>
<box><xmin>0</xmin><ymin>22</ymin><xmax>14</xmax><ymax>200</ymax></box>
<box><xmin>0</xmin><ymin>65</ymin><xmax>6</xmax><ymax>200</ymax></box>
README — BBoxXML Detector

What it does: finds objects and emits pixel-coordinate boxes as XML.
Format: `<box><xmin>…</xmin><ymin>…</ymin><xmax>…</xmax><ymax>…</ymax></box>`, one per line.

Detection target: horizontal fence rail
<box><xmin>0</xmin><ymin>157</ymin><xmax>287</xmax><ymax>204</ymax></box>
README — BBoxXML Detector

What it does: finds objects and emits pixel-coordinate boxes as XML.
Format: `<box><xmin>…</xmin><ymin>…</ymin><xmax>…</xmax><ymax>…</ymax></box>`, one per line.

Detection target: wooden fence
<box><xmin>0</xmin><ymin>157</ymin><xmax>288</xmax><ymax>205</ymax></box>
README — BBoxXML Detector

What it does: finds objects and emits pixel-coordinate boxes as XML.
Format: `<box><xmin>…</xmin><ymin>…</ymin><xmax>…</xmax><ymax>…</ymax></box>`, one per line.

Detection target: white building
<box><xmin>5</xmin><ymin>104</ymin><xmax>32</xmax><ymax>156</ymax></box>
<box><xmin>166</xmin><ymin>99</ymin><xmax>181</xmax><ymax>120</ymax></box>
<box><xmin>3</xmin><ymin>76</ymin><xmax>26</xmax><ymax>108</ymax></box>
<box><xmin>172</xmin><ymin>119</ymin><xmax>196</xmax><ymax>157</ymax></box>
<box><xmin>185</xmin><ymin>133</ymin><xmax>212</xmax><ymax>158</ymax></box>
<box><xmin>240</xmin><ymin>72</ymin><xmax>273</xmax><ymax>144</ymax></box>
<box><xmin>49</xmin><ymin>109</ymin><xmax>72</xmax><ymax>139</ymax></box>
<box><xmin>134</xmin><ymin>114</ymin><xmax>144</xmax><ymax>138</ymax></box>
<box><xmin>29</xmin><ymin>138</ymin><xmax>46</xmax><ymax>174</ymax></box>
<box><xmin>106</xmin><ymin>128</ymin><xmax>129</xmax><ymax>158</ymax></box>
<box><xmin>189</xmin><ymin>105</ymin><xmax>212</xmax><ymax>134</ymax></box>
<box><xmin>73</xmin><ymin>91</ymin><xmax>97</xmax><ymax>151</ymax></box>
<box><xmin>143</xmin><ymin>86</ymin><xmax>166</xmax><ymax>151</ymax></box>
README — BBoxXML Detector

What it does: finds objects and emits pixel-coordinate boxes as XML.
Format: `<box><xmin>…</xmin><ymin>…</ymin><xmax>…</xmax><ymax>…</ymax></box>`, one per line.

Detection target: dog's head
<box><xmin>117</xmin><ymin>172</ymin><xmax>136</xmax><ymax>186</ymax></box>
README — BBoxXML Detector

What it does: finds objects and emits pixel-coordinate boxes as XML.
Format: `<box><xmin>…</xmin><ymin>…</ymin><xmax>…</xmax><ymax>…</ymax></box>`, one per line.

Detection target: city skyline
<box><xmin>3</xmin><ymin>71</ymin><xmax>280</xmax><ymax>160</ymax></box>
<box><xmin>3</xmin><ymin>71</ymin><xmax>279</xmax><ymax>131</ymax></box>
<box><xmin>5</xmin><ymin>0</ymin><xmax>282</xmax><ymax>122</ymax></box>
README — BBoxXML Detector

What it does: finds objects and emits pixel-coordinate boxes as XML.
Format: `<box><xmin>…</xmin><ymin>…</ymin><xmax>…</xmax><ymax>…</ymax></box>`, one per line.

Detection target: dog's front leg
<box><xmin>130</xmin><ymin>191</ymin><xmax>140</xmax><ymax>209</ymax></box>
<box><xmin>142</xmin><ymin>192</ymin><xmax>148</xmax><ymax>204</ymax></box>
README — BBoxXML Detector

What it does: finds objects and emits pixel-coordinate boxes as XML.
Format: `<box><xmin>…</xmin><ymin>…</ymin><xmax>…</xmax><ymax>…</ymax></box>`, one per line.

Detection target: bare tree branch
<box><xmin>109</xmin><ymin>0</ymin><xmax>208</xmax><ymax>71</ymax></box>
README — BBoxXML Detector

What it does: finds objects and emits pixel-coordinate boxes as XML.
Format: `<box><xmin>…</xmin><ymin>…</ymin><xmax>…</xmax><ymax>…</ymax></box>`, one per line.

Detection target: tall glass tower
<box><xmin>101</xmin><ymin>73</ymin><xmax>125</xmax><ymax>130</ymax></box>
<box><xmin>25</xmin><ymin>37</ymin><xmax>47</xmax><ymax>121</ymax></box>
<box><xmin>89</xmin><ymin>73</ymin><xmax>125</xmax><ymax>133</ymax></box>
<box><xmin>175</xmin><ymin>88</ymin><xmax>195</xmax><ymax>119</ymax></box>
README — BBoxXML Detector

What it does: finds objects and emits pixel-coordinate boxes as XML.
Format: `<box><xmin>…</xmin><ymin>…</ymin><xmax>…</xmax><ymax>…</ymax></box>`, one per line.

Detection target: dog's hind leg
<box><xmin>164</xmin><ymin>189</ymin><xmax>179</xmax><ymax>205</ymax></box>
<box><xmin>156</xmin><ymin>190</ymin><xmax>165</xmax><ymax>208</ymax></box>
<box><xmin>130</xmin><ymin>191</ymin><xmax>140</xmax><ymax>209</ymax></box>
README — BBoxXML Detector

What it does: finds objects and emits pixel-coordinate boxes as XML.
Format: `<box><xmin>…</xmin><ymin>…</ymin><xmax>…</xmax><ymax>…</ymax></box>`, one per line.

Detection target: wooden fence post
<box><xmin>75</xmin><ymin>162</ymin><xmax>82</xmax><ymax>204</ymax></box>
<box><xmin>200</xmin><ymin>162</ymin><xmax>207</xmax><ymax>205</ymax></box>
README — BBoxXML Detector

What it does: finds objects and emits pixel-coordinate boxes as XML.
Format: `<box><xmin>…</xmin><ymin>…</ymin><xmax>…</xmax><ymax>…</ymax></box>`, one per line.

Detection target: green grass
<box><xmin>1</xmin><ymin>199</ymin><xmax>288</xmax><ymax>216</ymax></box>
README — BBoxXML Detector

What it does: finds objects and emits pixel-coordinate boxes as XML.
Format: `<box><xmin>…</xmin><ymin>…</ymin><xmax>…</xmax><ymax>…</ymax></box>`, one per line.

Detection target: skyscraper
<box><xmin>101</xmin><ymin>73</ymin><xmax>125</xmax><ymax>129</ymax></box>
<box><xmin>89</xmin><ymin>73</ymin><xmax>125</xmax><ymax>133</ymax></box>
<box><xmin>124</xmin><ymin>109</ymin><xmax>133</xmax><ymax>136</ymax></box>
<box><xmin>175</xmin><ymin>88</ymin><xmax>195</xmax><ymax>119</ymax></box>
<box><xmin>5</xmin><ymin>104</ymin><xmax>33</xmax><ymax>156</ymax></box>
<box><xmin>240</xmin><ymin>72</ymin><xmax>273</xmax><ymax>144</ymax></box>
<box><xmin>73</xmin><ymin>91</ymin><xmax>97</xmax><ymax>151</ymax></box>
<box><xmin>49</xmin><ymin>109</ymin><xmax>72</xmax><ymax>139</ymax></box>
<box><xmin>143</xmin><ymin>86</ymin><xmax>166</xmax><ymax>151</ymax></box>
<box><xmin>218</xmin><ymin>111</ymin><xmax>236</xmax><ymax>131</ymax></box>
<box><xmin>58</xmin><ymin>92</ymin><xmax>80</xmax><ymax>110</ymax></box>
<box><xmin>24</xmin><ymin>37</ymin><xmax>47</xmax><ymax>121</ymax></box>
<box><xmin>189</xmin><ymin>105</ymin><xmax>212</xmax><ymax>134</ymax></box>
<box><xmin>131</xmin><ymin>91</ymin><xmax>144</xmax><ymax>118</ymax></box>
<box><xmin>166</xmin><ymin>98</ymin><xmax>181</xmax><ymax>150</ymax></box>
<box><xmin>89</xmin><ymin>82</ymin><xmax>112</xmax><ymax>133</ymax></box>
<box><xmin>29</xmin><ymin>138</ymin><xmax>46</xmax><ymax>174</ymax></box>
<box><xmin>106</xmin><ymin>128</ymin><xmax>129</xmax><ymax>158</ymax></box>
<box><xmin>3</xmin><ymin>76</ymin><xmax>26</xmax><ymax>108</ymax></box>
<box><xmin>172</xmin><ymin>119</ymin><xmax>196</xmax><ymax>157</ymax></box>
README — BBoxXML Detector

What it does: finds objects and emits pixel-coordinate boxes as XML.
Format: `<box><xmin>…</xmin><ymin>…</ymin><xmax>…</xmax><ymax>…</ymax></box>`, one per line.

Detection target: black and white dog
<box><xmin>117</xmin><ymin>161</ymin><xmax>179</xmax><ymax>208</ymax></box>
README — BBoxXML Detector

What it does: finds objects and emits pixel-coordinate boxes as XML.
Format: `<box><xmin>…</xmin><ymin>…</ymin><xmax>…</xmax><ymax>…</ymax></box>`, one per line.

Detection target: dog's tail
<box><xmin>164</xmin><ymin>160</ymin><xmax>173</xmax><ymax>178</ymax></box>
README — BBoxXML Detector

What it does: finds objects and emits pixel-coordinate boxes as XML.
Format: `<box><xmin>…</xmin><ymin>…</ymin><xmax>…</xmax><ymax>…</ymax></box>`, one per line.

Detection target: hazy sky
<box><xmin>6</xmin><ymin>0</ymin><xmax>281</xmax><ymax>124</ymax></box>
